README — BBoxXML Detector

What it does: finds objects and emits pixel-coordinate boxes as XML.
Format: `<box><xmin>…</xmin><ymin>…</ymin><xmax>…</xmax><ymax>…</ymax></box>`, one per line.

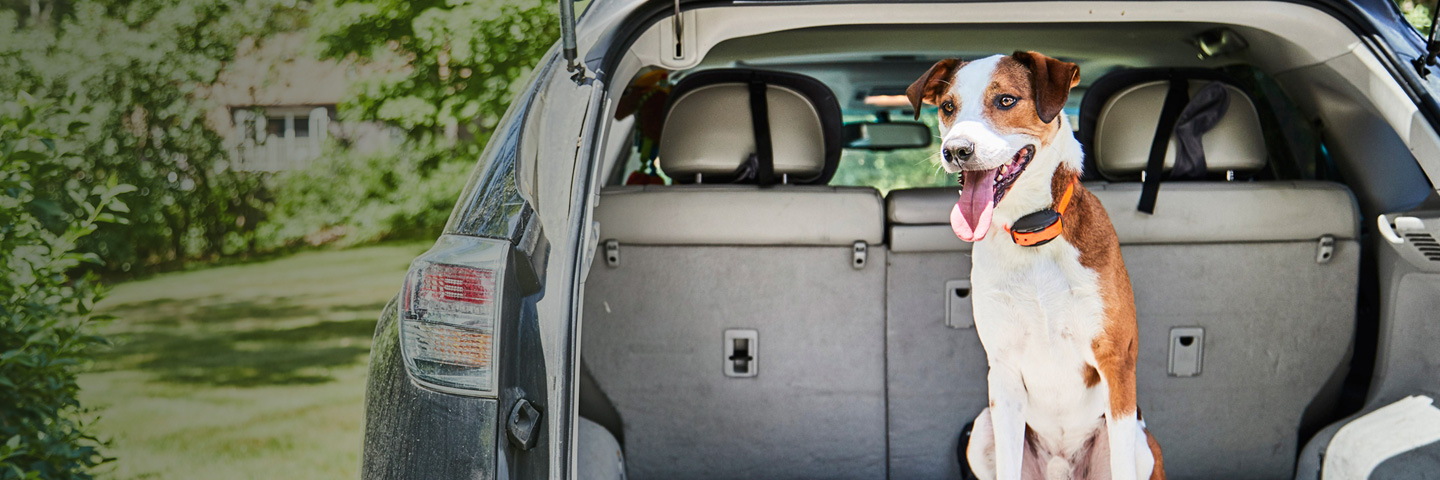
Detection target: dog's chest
<box><xmin>971</xmin><ymin>238</ymin><xmax>1105</xmax><ymax>353</ymax></box>
<box><xmin>970</xmin><ymin>239</ymin><xmax>1109</xmax><ymax>418</ymax></box>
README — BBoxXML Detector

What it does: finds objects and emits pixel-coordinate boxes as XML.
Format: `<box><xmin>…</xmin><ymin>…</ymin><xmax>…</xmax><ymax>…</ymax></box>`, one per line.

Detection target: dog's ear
<box><xmin>907</xmin><ymin>58</ymin><xmax>963</xmax><ymax>120</ymax></box>
<box><xmin>1011</xmin><ymin>51</ymin><xmax>1080</xmax><ymax>124</ymax></box>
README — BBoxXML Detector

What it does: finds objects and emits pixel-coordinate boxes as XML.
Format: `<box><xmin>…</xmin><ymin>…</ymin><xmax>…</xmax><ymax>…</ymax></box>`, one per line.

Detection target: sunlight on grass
<box><xmin>80</xmin><ymin>242</ymin><xmax>432</xmax><ymax>480</ymax></box>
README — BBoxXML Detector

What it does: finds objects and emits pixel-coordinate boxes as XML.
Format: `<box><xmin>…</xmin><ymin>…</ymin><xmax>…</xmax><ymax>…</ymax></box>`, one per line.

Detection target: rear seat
<box><xmin>581</xmin><ymin>69</ymin><xmax>888</xmax><ymax>480</ymax></box>
<box><xmin>884</xmin><ymin>71</ymin><xmax>1360</xmax><ymax>479</ymax></box>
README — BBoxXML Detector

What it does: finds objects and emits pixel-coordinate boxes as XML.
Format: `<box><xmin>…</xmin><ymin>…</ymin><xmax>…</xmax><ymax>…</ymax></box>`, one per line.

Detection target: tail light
<box><xmin>399</xmin><ymin>235</ymin><xmax>509</xmax><ymax>396</ymax></box>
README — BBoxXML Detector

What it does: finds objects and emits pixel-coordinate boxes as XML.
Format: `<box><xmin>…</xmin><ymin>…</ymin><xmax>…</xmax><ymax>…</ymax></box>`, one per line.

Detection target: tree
<box><xmin>0</xmin><ymin>0</ymin><xmax>303</xmax><ymax>272</ymax></box>
<box><xmin>312</xmin><ymin>0</ymin><xmax>558</xmax><ymax>148</ymax></box>
<box><xmin>251</xmin><ymin>0</ymin><xmax>558</xmax><ymax>247</ymax></box>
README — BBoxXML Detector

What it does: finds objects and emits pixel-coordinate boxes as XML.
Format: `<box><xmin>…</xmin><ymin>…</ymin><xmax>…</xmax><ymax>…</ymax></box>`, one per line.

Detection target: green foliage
<box><xmin>1</xmin><ymin>0</ymin><xmax>560</xmax><ymax>268</ymax></box>
<box><xmin>0</xmin><ymin>94</ymin><xmax>129</xmax><ymax>480</ymax></box>
<box><xmin>1399</xmin><ymin>0</ymin><xmax>1435</xmax><ymax>36</ymax></box>
<box><xmin>0</xmin><ymin>0</ymin><xmax>301</xmax><ymax>273</ymax></box>
<box><xmin>313</xmin><ymin>0</ymin><xmax>558</xmax><ymax>145</ymax></box>
<box><xmin>273</xmin><ymin>0</ymin><xmax>558</xmax><ymax>245</ymax></box>
<box><xmin>259</xmin><ymin>143</ymin><xmax>472</xmax><ymax>248</ymax></box>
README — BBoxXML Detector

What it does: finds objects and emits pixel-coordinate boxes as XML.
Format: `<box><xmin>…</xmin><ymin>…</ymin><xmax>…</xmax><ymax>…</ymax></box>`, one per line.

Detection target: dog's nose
<box><xmin>943</xmin><ymin>139</ymin><xmax>975</xmax><ymax>164</ymax></box>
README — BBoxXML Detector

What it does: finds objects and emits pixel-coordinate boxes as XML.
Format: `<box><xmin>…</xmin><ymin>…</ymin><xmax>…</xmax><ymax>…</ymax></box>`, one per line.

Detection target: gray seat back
<box><xmin>582</xmin><ymin>68</ymin><xmax>887</xmax><ymax>480</ymax></box>
<box><xmin>583</xmin><ymin>185</ymin><xmax>888</xmax><ymax>480</ymax></box>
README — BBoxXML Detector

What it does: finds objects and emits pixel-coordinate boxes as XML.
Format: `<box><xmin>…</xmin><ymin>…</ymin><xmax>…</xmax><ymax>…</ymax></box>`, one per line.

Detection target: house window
<box><xmin>232</xmin><ymin>106</ymin><xmax>332</xmax><ymax>171</ymax></box>
<box><xmin>266</xmin><ymin>117</ymin><xmax>285</xmax><ymax>137</ymax></box>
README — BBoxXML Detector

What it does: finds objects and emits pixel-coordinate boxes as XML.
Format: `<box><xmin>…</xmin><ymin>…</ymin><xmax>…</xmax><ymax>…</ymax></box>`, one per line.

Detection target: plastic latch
<box><xmin>724</xmin><ymin>329</ymin><xmax>758</xmax><ymax>378</ymax></box>
<box><xmin>852</xmin><ymin>241</ymin><xmax>868</xmax><ymax>270</ymax></box>
<box><xmin>945</xmin><ymin>279</ymin><xmax>973</xmax><ymax>329</ymax></box>
<box><xmin>1168</xmin><ymin>327</ymin><xmax>1204</xmax><ymax>377</ymax></box>
<box><xmin>604</xmin><ymin>239</ymin><xmax>620</xmax><ymax>268</ymax></box>
<box><xmin>507</xmin><ymin>398</ymin><xmax>542</xmax><ymax>450</ymax></box>
<box><xmin>1316</xmin><ymin>235</ymin><xmax>1335</xmax><ymax>264</ymax></box>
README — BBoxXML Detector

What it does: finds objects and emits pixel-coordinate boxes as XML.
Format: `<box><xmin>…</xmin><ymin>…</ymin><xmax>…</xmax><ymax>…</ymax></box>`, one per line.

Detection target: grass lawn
<box><xmin>79</xmin><ymin>242</ymin><xmax>432</xmax><ymax>480</ymax></box>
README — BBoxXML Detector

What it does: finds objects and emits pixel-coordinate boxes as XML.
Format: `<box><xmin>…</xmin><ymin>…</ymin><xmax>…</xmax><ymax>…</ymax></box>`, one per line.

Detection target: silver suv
<box><xmin>361</xmin><ymin>0</ymin><xmax>1440</xmax><ymax>478</ymax></box>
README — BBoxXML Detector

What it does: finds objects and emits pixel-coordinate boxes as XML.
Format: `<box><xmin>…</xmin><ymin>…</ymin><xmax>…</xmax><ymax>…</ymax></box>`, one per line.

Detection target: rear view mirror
<box><xmin>842</xmin><ymin>122</ymin><xmax>932</xmax><ymax>150</ymax></box>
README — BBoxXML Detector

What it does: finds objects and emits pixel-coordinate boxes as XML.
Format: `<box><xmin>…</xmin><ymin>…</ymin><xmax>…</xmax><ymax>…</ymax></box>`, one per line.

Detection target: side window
<box><xmin>609</xmin><ymin>68</ymin><xmax>673</xmax><ymax>186</ymax></box>
<box><xmin>1224</xmin><ymin>65</ymin><xmax>1327</xmax><ymax>181</ymax></box>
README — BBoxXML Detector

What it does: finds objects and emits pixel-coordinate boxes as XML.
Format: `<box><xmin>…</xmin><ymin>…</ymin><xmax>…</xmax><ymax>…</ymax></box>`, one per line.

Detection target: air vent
<box><xmin>1406</xmin><ymin>232</ymin><xmax>1440</xmax><ymax>262</ymax></box>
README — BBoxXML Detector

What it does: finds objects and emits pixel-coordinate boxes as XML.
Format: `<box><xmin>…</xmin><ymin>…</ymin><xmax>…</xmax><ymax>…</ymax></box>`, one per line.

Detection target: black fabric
<box><xmin>1137</xmin><ymin>78</ymin><xmax>1190</xmax><ymax>214</ymax></box>
<box><xmin>1173</xmin><ymin>82</ymin><xmax>1231</xmax><ymax>179</ymax></box>
<box><xmin>665</xmin><ymin>68</ymin><xmax>843</xmax><ymax>185</ymax></box>
<box><xmin>957</xmin><ymin>421</ymin><xmax>977</xmax><ymax>480</ymax></box>
<box><xmin>748</xmin><ymin>80</ymin><xmax>776</xmax><ymax>186</ymax></box>
<box><xmin>578</xmin><ymin>361</ymin><xmax>625</xmax><ymax>447</ymax></box>
<box><xmin>1077</xmin><ymin>68</ymin><xmax>1247</xmax><ymax>182</ymax></box>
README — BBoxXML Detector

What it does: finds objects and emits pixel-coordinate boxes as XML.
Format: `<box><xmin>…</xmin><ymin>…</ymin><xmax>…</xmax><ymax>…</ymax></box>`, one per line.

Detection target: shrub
<box><xmin>0</xmin><ymin>95</ymin><xmax>129</xmax><ymax>479</ymax></box>
<box><xmin>258</xmin><ymin>141</ymin><xmax>472</xmax><ymax>248</ymax></box>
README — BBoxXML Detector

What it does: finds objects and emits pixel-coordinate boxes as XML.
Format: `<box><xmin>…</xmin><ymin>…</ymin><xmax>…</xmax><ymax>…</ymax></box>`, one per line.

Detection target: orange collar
<box><xmin>1001</xmin><ymin>177</ymin><xmax>1076</xmax><ymax>247</ymax></box>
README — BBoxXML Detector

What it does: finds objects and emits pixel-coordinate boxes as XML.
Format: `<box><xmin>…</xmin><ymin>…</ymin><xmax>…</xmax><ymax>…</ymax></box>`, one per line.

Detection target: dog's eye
<box><xmin>940</xmin><ymin>101</ymin><xmax>955</xmax><ymax>115</ymax></box>
<box><xmin>996</xmin><ymin>94</ymin><xmax>1019</xmax><ymax>109</ymax></box>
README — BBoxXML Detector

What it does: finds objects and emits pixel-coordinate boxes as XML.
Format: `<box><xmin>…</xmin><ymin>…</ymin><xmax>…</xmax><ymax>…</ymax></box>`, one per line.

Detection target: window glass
<box><xmin>830</xmin><ymin>112</ymin><xmax>955</xmax><ymax>194</ymax></box>
<box><xmin>605</xmin><ymin>68</ymin><xmax>1092</xmax><ymax>194</ymax></box>
<box><xmin>266</xmin><ymin>116</ymin><xmax>285</xmax><ymax>137</ymax></box>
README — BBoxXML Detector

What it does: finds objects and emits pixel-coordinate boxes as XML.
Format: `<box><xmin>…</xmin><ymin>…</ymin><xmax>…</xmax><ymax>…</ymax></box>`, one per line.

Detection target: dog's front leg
<box><xmin>986</xmin><ymin>364</ymin><xmax>1028</xmax><ymax>480</ymax></box>
<box><xmin>1098</xmin><ymin>365</ymin><xmax>1154</xmax><ymax>480</ymax></box>
<box><xmin>1103</xmin><ymin>408</ymin><xmax>1138</xmax><ymax>480</ymax></box>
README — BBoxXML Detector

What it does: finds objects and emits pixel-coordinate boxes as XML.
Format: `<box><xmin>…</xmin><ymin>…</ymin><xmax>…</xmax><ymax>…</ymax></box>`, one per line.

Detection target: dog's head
<box><xmin>907</xmin><ymin>52</ymin><xmax>1080</xmax><ymax>241</ymax></box>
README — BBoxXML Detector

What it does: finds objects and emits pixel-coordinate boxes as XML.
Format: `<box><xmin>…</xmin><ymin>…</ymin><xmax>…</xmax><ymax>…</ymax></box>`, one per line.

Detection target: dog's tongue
<box><xmin>951</xmin><ymin>169</ymin><xmax>996</xmax><ymax>241</ymax></box>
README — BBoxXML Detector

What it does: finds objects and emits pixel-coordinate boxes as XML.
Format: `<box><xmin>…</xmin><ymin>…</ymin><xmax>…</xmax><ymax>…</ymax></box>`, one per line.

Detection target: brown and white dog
<box><xmin>907</xmin><ymin>52</ymin><xmax>1165</xmax><ymax>480</ymax></box>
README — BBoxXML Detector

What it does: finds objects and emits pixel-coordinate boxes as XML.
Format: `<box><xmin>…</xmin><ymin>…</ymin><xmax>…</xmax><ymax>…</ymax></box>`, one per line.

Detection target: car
<box><xmin>360</xmin><ymin>0</ymin><xmax>1440</xmax><ymax>478</ymax></box>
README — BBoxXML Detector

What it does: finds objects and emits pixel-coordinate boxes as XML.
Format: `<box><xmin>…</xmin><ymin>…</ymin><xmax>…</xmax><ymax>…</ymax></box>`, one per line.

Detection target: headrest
<box><xmin>1081</xmin><ymin>69</ymin><xmax>1267</xmax><ymax>181</ymax></box>
<box><xmin>659</xmin><ymin>69</ymin><xmax>842</xmax><ymax>185</ymax></box>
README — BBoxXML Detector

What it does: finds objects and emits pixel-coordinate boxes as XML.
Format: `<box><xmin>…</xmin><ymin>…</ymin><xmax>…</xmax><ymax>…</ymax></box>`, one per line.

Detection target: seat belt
<box><xmin>747</xmin><ymin>80</ymin><xmax>776</xmax><ymax>186</ymax></box>
<box><xmin>1137</xmin><ymin>78</ymin><xmax>1190</xmax><ymax>214</ymax></box>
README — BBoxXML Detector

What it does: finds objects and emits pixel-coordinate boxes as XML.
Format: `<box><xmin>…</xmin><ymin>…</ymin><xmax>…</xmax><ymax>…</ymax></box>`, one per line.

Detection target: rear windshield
<box><xmin>829</xmin><ymin>112</ymin><xmax>953</xmax><ymax>194</ymax></box>
<box><xmin>608</xmin><ymin>62</ymin><xmax>1318</xmax><ymax>191</ymax></box>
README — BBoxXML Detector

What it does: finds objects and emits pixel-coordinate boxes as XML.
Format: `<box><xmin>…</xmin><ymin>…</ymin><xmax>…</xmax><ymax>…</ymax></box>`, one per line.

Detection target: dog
<box><xmin>907</xmin><ymin>52</ymin><xmax>1165</xmax><ymax>480</ymax></box>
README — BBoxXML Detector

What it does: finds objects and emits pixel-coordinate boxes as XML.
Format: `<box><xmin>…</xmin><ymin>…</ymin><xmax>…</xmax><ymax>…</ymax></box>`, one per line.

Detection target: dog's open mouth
<box><xmin>951</xmin><ymin>145</ymin><xmax>1036</xmax><ymax>241</ymax></box>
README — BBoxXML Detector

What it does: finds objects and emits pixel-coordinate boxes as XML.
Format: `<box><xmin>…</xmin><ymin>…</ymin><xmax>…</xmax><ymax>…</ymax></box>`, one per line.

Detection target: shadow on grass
<box><xmin>105</xmin><ymin>296</ymin><xmax>380</xmax><ymax>328</ymax></box>
<box><xmin>99</xmin><ymin>298</ymin><xmax>389</xmax><ymax>387</ymax></box>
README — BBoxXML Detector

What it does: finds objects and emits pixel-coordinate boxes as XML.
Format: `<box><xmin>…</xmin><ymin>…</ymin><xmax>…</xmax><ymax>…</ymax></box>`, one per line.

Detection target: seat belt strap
<box><xmin>747</xmin><ymin>80</ymin><xmax>775</xmax><ymax>186</ymax></box>
<box><xmin>1137</xmin><ymin>78</ymin><xmax>1190</xmax><ymax>214</ymax></box>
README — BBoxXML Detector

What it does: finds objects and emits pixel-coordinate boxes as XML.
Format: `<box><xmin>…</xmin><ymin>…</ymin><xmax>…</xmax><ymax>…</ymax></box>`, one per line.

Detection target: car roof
<box><xmin>580</xmin><ymin>0</ymin><xmax>1424</xmax><ymax>60</ymax></box>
